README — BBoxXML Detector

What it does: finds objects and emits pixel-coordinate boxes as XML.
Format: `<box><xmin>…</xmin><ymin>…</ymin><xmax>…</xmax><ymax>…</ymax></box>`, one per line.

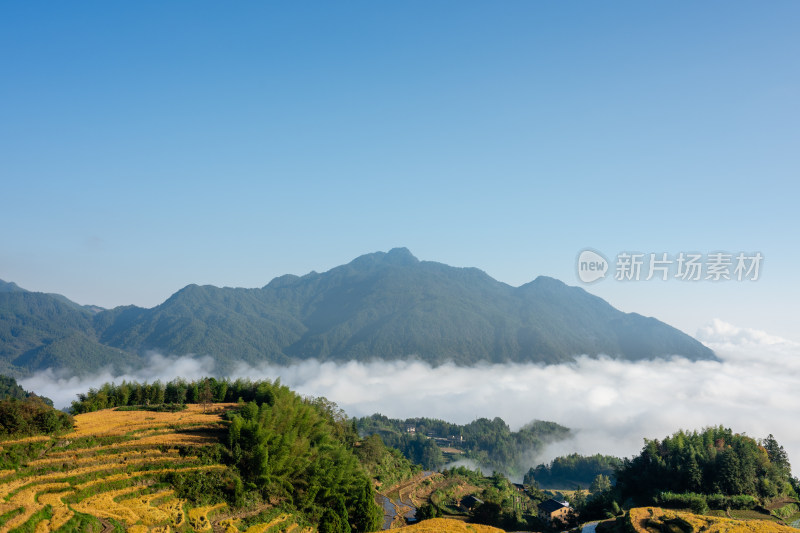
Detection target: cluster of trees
<box><xmin>0</xmin><ymin>396</ymin><xmax>73</xmax><ymax>438</ymax></box>
<box><xmin>356</xmin><ymin>414</ymin><xmax>570</xmax><ymax>475</ymax></box>
<box><xmin>615</xmin><ymin>426</ymin><xmax>795</xmax><ymax>503</ymax></box>
<box><xmin>364</xmin><ymin>431</ymin><xmax>445</xmax><ymax>470</ymax></box>
<box><xmin>73</xmin><ymin>377</ymin><xmax>384</xmax><ymax>532</ymax></box>
<box><xmin>462</xmin><ymin>418</ymin><xmax>570</xmax><ymax>475</ymax></box>
<box><xmin>467</xmin><ymin>471</ymin><xmax>533</xmax><ymax>530</ymax></box>
<box><xmin>0</xmin><ymin>375</ymin><xmax>72</xmax><ymax>438</ymax></box>
<box><xmin>225</xmin><ymin>380</ymin><xmax>383</xmax><ymax>533</ymax></box>
<box><xmin>557</xmin><ymin>427</ymin><xmax>798</xmax><ymax>523</ymax></box>
<box><xmin>422</xmin><ymin>467</ymin><xmax>535</xmax><ymax>531</ymax></box>
<box><xmin>352</xmin><ymin>434</ymin><xmax>420</xmax><ymax>488</ymax></box>
<box><xmin>69</xmin><ymin>377</ymin><xmax>277</xmax><ymax>414</ymax></box>
<box><xmin>0</xmin><ymin>375</ymin><xmax>52</xmax><ymax>405</ymax></box>
<box><xmin>524</xmin><ymin>453</ymin><xmax>622</xmax><ymax>489</ymax></box>
<box><xmin>457</xmin><ymin>426</ymin><xmax>800</xmax><ymax>526</ymax></box>
<box><xmin>654</xmin><ymin>492</ymin><xmax>758</xmax><ymax>514</ymax></box>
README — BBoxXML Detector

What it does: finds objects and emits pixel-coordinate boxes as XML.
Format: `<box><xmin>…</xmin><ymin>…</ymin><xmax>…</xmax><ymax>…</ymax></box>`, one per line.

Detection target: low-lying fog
<box><xmin>21</xmin><ymin>320</ymin><xmax>799</xmax><ymax>475</ymax></box>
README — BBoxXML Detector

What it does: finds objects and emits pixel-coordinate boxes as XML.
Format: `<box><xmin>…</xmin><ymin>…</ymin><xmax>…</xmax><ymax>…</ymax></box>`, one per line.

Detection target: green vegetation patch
<box><xmin>0</xmin><ymin>439</ymin><xmax>53</xmax><ymax>470</ymax></box>
<box><xmin>162</xmin><ymin>466</ymin><xmax>242</xmax><ymax>506</ymax></box>
<box><xmin>65</xmin><ymin>474</ymin><xmax>168</xmax><ymax>504</ymax></box>
<box><xmin>525</xmin><ymin>452</ymin><xmax>622</xmax><ymax>489</ymax></box>
<box><xmin>8</xmin><ymin>504</ymin><xmax>52</xmax><ymax>533</ymax></box>
<box><xmin>0</xmin><ymin>394</ymin><xmax>72</xmax><ymax>439</ymax></box>
<box><xmin>771</xmin><ymin>503</ymin><xmax>799</xmax><ymax>519</ymax></box>
<box><xmin>356</xmin><ymin>414</ymin><xmax>571</xmax><ymax>475</ymax></box>
<box><xmin>225</xmin><ymin>381</ymin><xmax>383</xmax><ymax>531</ymax></box>
<box><xmin>54</xmin><ymin>511</ymin><xmax>103</xmax><ymax>533</ymax></box>
<box><xmin>617</xmin><ymin>428</ymin><xmax>795</xmax><ymax>504</ymax></box>
<box><xmin>0</xmin><ymin>507</ymin><xmax>24</xmax><ymax>527</ymax></box>
<box><xmin>354</xmin><ymin>433</ymin><xmax>420</xmax><ymax>489</ymax></box>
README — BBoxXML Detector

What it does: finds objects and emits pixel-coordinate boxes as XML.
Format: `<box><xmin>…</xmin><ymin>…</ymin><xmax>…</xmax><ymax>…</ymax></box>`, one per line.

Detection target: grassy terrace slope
<box><xmin>392</xmin><ymin>518</ymin><xmax>503</xmax><ymax>532</ymax></box>
<box><xmin>620</xmin><ymin>507</ymin><xmax>797</xmax><ymax>533</ymax></box>
<box><xmin>0</xmin><ymin>404</ymin><xmax>311</xmax><ymax>533</ymax></box>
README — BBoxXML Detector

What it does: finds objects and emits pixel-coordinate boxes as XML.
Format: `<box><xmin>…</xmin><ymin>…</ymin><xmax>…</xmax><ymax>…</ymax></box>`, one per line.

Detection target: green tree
<box><xmin>761</xmin><ymin>434</ymin><xmax>791</xmax><ymax>479</ymax></box>
<box><xmin>416</xmin><ymin>503</ymin><xmax>440</xmax><ymax>521</ymax></box>
<box><xmin>149</xmin><ymin>380</ymin><xmax>166</xmax><ymax>405</ymax></box>
<box><xmin>686</xmin><ymin>454</ymin><xmax>702</xmax><ymax>492</ymax></box>
<box><xmin>319</xmin><ymin>508</ymin><xmax>345</xmax><ymax>533</ymax></box>
<box><xmin>351</xmin><ymin>479</ymin><xmax>382</xmax><ymax>532</ymax></box>
<box><xmin>571</xmin><ymin>486</ymin><xmax>587</xmax><ymax>510</ymax></box>
<box><xmin>241</xmin><ymin>401</ymin><xmax>258</xmax><ymax>421</ymax></box>
<box><xmin>333</xmin><ymin>496</ymin><xmax>352</xmax><ymax>533</ymax></box>
<box><xmin>199</xmin><ymin>379</ymin><xmax>213</xmax><ymax>413</ymax></box>
<box><xmin>590</xmin><ymin>474</ymin><xmax>611</xmax><ymax>493</ymax></box>
<box><xmin>165</xmin><ymin>379</ymin><xmax>188</xmax><ymax>404</ymax></box>
<box><xmin>0</xmin><ymin>396</ymin><xmax>73</xmax><ymax>437</ymax></box>
<box><xmin>112</xmin><ymin>382</ymin><xmax>131</xmax><ymax>406</ymax></box>
<box><xmin>471</xmin><ymin>501</ymin><xmax>501</xmax><ymax>526</ymax></box>
<box><xmin>187</xmin><ymin>382</ymin><xmax>199</xmax><ymax>403</ymax></box>
<box><xmin>717</xmin><ymin>447</ymin><xmax>743</xmax><ymax>495</ymax></box>
<box><xmin>615</xmin><ymin>426</ymin><xmax>793</xmax><ymax>504</ymax></box>
<box><xmin>223</xmin><ymin>379</ymin><xmax>381</xmax><ymax>532</ymax></box>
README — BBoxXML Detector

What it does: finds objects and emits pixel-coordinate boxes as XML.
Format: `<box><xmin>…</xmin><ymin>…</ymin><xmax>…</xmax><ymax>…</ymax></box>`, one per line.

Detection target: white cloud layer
<box><xmin>19</xmin><ymin>320</ymin><xmax>800</xmax><ymax>475</ymax></box>
<box><xmin>20</xmin><ymin>352</ymin><xmax>217</xmax><ymax>410</ymax></box>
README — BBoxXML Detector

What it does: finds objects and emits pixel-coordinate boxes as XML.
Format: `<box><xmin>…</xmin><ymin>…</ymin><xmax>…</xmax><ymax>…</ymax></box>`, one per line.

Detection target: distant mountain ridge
<box><xmin>0</xmin><ymin>248</ymin><xmax>715</xmax><ymax>375</ymax></box>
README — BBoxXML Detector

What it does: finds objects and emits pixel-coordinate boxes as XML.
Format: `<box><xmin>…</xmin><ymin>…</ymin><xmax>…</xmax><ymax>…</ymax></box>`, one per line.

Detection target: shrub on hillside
<box><xmin>0</xmin><ymin>396</ymin><xmax>73</xmax><ymax>437</ymax></box>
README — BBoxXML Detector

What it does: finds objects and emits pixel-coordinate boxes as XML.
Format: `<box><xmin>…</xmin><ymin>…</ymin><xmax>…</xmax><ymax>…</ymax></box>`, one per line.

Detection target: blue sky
<box><xmin>2</xmin><ymin>2</ymin><xmax>798</xmax><ymax>341</ymax></box>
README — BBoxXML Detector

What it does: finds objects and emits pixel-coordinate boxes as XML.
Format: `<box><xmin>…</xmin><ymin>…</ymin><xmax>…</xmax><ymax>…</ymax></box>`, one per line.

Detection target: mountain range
<box><xmin>0</xmin><ymin>248</ymin><xmax>715</xmax><ymax>376</ymax></box>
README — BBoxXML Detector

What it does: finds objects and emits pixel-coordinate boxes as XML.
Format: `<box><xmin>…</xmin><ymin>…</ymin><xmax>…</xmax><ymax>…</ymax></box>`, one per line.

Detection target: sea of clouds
<box><xmin>20</xmin><ymin>319</ymin><xmax>800</xmax><ymax>475</ymax></box>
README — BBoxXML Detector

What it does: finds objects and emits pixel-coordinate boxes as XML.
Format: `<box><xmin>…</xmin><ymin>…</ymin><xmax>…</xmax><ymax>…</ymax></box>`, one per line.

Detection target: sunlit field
<box><xmin>0</xmin><ymin>404</ymin><xmax>310</xmax><ymax>532</ymax></box>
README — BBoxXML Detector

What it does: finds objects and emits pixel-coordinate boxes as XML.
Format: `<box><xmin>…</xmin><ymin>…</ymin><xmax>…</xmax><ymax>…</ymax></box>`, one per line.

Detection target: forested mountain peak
<box><xmin>0</xmin><ymin>279</ymin><xmax>26</xmax><ymax>293</ymax></box>
<box><xmin>0</xmin><ymin>249</ymin><xmax>715</xmax><ymax>375</ymax></box>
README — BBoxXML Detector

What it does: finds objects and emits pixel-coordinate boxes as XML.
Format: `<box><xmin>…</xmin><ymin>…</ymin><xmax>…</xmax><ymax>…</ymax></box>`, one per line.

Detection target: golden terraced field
<box><xmin>390</xmin><ymin>518</ymin><xmax>504</xmax><ymax>533</ymax></box>
<box><xmin>627</xmin><ymin>507</ymin><xmax>798</xmax><ymax>533</ymax></box>
<box><xmin>4</xmin><ymin>410</ymin><xmax>794</xmax><ymax>533</ymax></box>
<box><xmin>0</xmin><ymin>404</ymin><xmax>311</xmax><ymax>533</ymax></box>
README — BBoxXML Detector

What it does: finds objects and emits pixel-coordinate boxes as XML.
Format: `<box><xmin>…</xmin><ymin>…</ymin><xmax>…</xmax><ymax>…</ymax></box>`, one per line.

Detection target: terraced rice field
<box><xmin>0</xmin><ymin>404</ymin><xmax>311</xmax><ymax>533</ymax></box>
<box><xmin>628</xmin><ymin>507</ymin><xmax>798</xmax><ymax>533</ymax></box>
<box><xmin>391</xmin><ymin>518</ymin><xmax>504</xmax><ymax>533</ymax></box>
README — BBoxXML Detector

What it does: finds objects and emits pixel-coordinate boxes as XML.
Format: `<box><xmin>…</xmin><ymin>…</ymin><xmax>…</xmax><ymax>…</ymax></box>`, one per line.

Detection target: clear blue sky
<box><xmin>2</xmin><ymin>2</ymin><xmax>798</xmax><ymax>341</ymax></box>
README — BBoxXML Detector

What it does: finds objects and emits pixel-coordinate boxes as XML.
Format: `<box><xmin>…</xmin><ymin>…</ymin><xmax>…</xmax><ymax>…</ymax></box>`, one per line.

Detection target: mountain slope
<box><xmin>0</xmin><ymin>279</ymin><xmax>26</xmax><ymax>293</ymax></box>
<box><xmin>0</xmin><ymin>249</ymin><xmax>715</xmax><ymax>375</ymax></box>
<box><xmin>0</xmin><ymin>288</ymin><xmax>130</xmax><ymax>375</ymax></box>
<box><xmin>95</xmin><ymin>285</ymin><xmax>303</xmax><ymax>367</ymax></box>
<box><xmin>267</xmin><ymin>248</ymin><xmax>713</xmax><ymax>364</ymax></box>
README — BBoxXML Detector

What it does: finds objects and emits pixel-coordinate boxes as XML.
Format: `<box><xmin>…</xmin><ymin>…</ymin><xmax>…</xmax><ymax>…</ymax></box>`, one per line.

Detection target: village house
<box><xmin>537</xmin><ymin>498</ymin><xmax>574</xmax><ymax>525</ymax></box>
<box><xmin>461</xmin><ymin>495</ymin><xmax>484</xmax><ymax>512</ymax></box>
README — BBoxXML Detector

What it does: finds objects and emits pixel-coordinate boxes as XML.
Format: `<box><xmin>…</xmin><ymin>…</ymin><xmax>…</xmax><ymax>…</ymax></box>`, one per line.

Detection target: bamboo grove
<box><xmin>70</xmin><ymin>377</ymin><xmax>383</xmax><ymax>533</ymax></box>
